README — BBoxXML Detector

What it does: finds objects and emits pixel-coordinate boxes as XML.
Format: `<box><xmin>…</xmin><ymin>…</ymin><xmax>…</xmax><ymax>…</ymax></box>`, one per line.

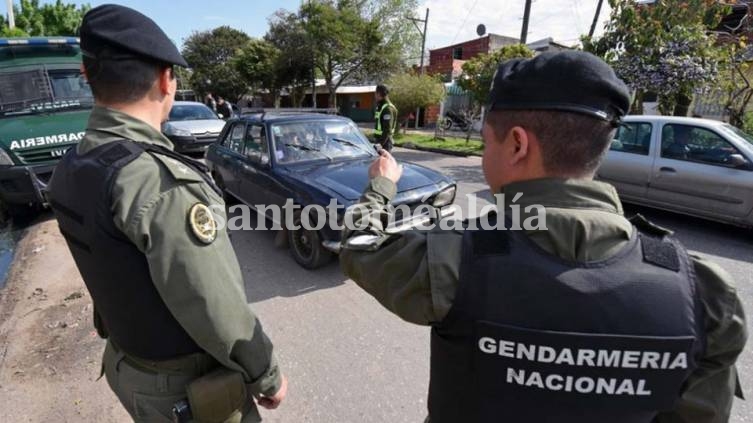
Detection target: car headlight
<box><xmin>432</xmin><ymin>185</ymin><xmax>456</xmax><ymax>207</ymax></box>
<box><xmin>165</xmin><ymin>125</ymin><xmax>193</xmax><ymax>137</ymax></box>
<box><xmin>0</xmin><ymin>148</ymin><xmax>14</xmax><ymax>166</ymax></box>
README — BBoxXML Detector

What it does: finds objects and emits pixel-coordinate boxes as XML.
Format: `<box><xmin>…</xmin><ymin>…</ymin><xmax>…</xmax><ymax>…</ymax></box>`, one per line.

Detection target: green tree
<box><xmin>182</xmin><ymin>26</ymin><xmax>250</xmax><ymax>101</ymax></box>
<box><xmin>387</xmin><ymin>71</ymin><xmax>445</xmax><ymax>129</ymax></box>
<box><xmin>174</xmin><ymin>66</ymin><xmax>193</xmax><ymax>91</ymax></box>
<box><xmin>265</xmin><ymin>10</ymin><xmax>314</xmax><ymax>107</ymax></box>
<box><xmin>302</xmin><ymin>0</ymin><xmax>382</xmax><ymax>108</ymax></box>
<box><xmin>457</xmin><ymin>44</ymin><xmax>534</xmax><ymax>108</ymax></box>
<box><xmin>583</xmin><ymin>0</ymin><xmax>730</xmax><ymax>116</ymax></box>
<box><xmin>353</xmin><ymin>0</ymin><xmax>420</xmax><ymax>81</ymax></box>
<box><xmin>234</xmin><ymin>39</ymin><xmax>282</xmax><ymax>107</ymax></box>
<box><xmin>1</xmin><ymin>0</ymin><xmax>90</xmax><ymax>36</ymax></box>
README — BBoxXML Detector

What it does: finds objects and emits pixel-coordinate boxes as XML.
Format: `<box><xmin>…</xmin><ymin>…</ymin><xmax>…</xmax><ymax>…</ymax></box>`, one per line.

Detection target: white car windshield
<box><xmin>270</xmin><ymin>120</ymin><xmax>375</xmax><ymax>164</ymax></box>
<box><xmin>169</xmin><ymin>104</ymin><xmax>218</xmax><ymax>121</ymax></box>
<box><xmin>722</xmin><ymin>124</ymin><xmax>753</xmax><ymax>147</ymax></box>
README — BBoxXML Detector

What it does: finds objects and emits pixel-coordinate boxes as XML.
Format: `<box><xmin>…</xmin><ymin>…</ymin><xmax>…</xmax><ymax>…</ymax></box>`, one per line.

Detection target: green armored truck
<box><xmin>0</xmin><ymin>37</ymin><xmax>92</xmax><ymax>217</ymax></box>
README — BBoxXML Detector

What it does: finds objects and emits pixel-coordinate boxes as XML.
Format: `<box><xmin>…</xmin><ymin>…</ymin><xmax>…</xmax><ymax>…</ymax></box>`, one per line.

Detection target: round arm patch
<box><xmin>189</xmin><ymin>203</ymin><xmax>218</xmax><ymax>244</ymax></box>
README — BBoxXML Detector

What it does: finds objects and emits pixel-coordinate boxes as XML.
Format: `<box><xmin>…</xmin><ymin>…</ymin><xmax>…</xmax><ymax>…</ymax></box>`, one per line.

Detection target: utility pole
<box><xmin>6</xmin><ymin>0</ymin><xmax>15</xmax><ymax>29</ymax></box>
<box><xmin>589</xmin><ymin>0</ymin><xmax>604</xmax><ymax>38</ymax></box>
<box><xmin>304</xmin><ymin>0</ymin><xmax>317</xmax><ymax>109</ymax></box>
<box><xmin>408</xmin><ymin>8</ymin><xmax>429</xmax><ymax>128</ymax></box>
<box><xmin>520</xmin><ymin>0</ymin><xmax>532</xmax><ymax>44</ymax></box>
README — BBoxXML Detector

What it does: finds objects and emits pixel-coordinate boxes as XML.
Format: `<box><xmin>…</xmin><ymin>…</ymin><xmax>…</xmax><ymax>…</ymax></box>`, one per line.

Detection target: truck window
<box><xmin>610</xmin><ymin>122</ymin><xmax>651</xmax><ymax>155</ymax></box>
<box><xmin>244</xmin><ymin>125</ymin><xmax>268</xmax><ymax>156</ymax></box>
<box><xmin>0</xmin><ymin>68</ymin><xmax>92</xmax><ymax>117</ymax></box>
<box><xmin>661</xmin><ymin>124</ymin><xmax>743</xmax><ymax>166</ymax></box>
<box><xmin>221</xmin><ymin>123</ymin><xmax>245</xmax><ymax>153</ymax></box>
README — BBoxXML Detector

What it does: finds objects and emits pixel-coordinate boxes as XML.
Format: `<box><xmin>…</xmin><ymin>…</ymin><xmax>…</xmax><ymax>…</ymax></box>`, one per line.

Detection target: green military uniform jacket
<box><xmin>374</xmin><ymin>100</ymin><xmax>398</xmax><ymax>143</ymax></box>
<box><xmin>341</xmin><ymin>176</ymin><xmax>747</xmax><ymax>422</ymax></box>
<box><xmin>79</xmin><ymin>107</ymin><xmax>282</xmax><ymax>398</ymax></box>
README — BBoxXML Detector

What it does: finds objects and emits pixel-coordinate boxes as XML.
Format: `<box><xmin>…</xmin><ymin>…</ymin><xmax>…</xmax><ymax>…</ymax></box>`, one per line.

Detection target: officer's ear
<box><xmin>157</xmin><ymin>66</ymin><xmax>175</xmax><ymax>96</ymax></box>
<box><xmin>507</xmin><ymin>126</ymin><xmax>531</xmax><ymax>166</ymax></box>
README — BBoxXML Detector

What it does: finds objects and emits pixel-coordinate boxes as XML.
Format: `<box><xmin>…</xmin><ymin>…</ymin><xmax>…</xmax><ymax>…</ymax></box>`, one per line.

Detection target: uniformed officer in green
<box><xmin>373</xmin><ymin>84</ymin><xmax>398</xmax><ymax>151</ymax></box>
<box><xmin>341</xmin><ymin>52</ymin><xmax>746</xmax><ymax>422</ymax></box>
<box><xmin>47</xmin><ymin>5</ymin><xmax>286</xmax><ymax>422</ymax></box>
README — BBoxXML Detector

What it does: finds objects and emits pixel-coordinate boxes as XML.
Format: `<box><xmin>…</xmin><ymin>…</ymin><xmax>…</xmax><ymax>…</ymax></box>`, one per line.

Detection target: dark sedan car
<box><xmin>206</xmin><ymin>113</ymin><xmax>457</xmax><ymax>269</ymax></box>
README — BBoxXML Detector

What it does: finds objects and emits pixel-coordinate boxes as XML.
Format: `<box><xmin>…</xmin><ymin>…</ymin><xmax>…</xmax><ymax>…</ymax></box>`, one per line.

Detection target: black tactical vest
<box><xmin>428</xmin><ymin>214</ymin><xmax>704</xmax><ymax>423</ymax></box>
<box><xmin>47</xmin><ymin>140</ymin><xmax>217</xmax><ymax>360</ymax></box>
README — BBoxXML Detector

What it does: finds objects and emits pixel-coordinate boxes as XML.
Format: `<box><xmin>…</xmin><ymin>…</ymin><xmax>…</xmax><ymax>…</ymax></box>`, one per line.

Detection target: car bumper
<box><xmin>167</xmin><ymin>135</ymin><xmax>218</xmax><ymax>153</ymax></box>
<box><xmin>321</xmin><ymin>205</ymin><xmax>458</xmax><ymax>253</ymax></box>
<box><xmin>0</xmin><ymin>164</ymin><xmax>55</xmax><ymax>206</ymax></box>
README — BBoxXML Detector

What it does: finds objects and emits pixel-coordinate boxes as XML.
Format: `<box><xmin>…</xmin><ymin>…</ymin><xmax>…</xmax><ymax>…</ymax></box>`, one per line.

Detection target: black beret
<box><xmin>80</xmin><ymin>4</ymin><xmax>188</xmax><ymax>67</ymax></box>
<box><xmin>488</xmin><ymin>51</ymin><xmax>631</xmax><ymax>126</ymax></box>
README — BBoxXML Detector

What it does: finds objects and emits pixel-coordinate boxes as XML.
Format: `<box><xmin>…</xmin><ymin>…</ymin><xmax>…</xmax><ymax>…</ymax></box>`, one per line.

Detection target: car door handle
<box><xmin>242</xmin><ymin>164</ymin><xmax>256</xmax><ymax>173</ymax></box>
<box><xmin>659</xmin><ymin>167</ymin><xmax>676</xmax><ymax>173</ymax></box>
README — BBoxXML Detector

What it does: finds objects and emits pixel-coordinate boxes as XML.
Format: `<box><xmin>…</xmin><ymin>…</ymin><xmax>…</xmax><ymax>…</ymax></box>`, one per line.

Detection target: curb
<box><xmin>397</xmin><ymin>142</ymin><xmax>482</xmax><ymax>158</ymax></box>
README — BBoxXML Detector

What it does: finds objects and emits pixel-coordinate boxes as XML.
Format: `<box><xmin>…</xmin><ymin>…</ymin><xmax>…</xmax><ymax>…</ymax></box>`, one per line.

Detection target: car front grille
<box><xmin>15</xmin><ymin>145</ymin><xmax>72</xmax><ymax>164</ymax></box>
<box><xmin>194</xmin><ymin>133</ymin><xmax>220</xmax><ymax>143</ymax></box>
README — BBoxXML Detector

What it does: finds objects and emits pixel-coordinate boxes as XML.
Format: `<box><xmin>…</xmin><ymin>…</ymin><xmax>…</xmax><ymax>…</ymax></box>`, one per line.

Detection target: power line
<box><xmin>449</xmin><ymin>0</ymin><xmax>481</xmax><ymax>46</ymax></box>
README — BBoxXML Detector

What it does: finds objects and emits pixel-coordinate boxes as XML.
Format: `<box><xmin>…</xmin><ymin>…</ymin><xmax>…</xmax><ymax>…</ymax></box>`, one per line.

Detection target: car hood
<box><xmin>164</xmin><ymin>119</ymin><xmax>225</xmax><ymax>135</ymax></box>
<box><xmin>286</xmin><ymin>158</ymin><xmax>445</xmax><ymax>201</ymax></box>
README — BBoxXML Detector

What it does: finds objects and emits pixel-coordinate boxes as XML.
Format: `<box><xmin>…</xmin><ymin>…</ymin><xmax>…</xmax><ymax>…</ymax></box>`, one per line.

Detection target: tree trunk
<box><xmin>328</xmin><ymin>88</ymin><xmax>337</xmax><ymax>109</ymax></box>
<box><xmin>631</xmin><ymin>91</ymin><xmax>644</xmax><ymax>115</ymax></box>
<box><xmin>673</xmin><ymin>91</ymin><xmax>693</xmax><ymax>117</ymax></box>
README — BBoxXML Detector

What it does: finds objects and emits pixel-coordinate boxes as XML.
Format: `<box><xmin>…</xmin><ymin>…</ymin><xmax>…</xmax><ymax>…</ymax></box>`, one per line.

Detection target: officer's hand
<box><xmin>369</xmin><ymin>149</ymin><xmax>403</xmax><ymax>183</ymax></box>
<box><xmin>258</xmin><ymin>375</ymin><xmax>288</xmax><ymax>410</ymax></box>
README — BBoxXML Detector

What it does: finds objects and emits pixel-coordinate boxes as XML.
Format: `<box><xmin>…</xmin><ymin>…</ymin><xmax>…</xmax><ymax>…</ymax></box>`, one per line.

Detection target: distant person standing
<box><xmin>217</xmin><ymin>96</ymin><xmax>233</xmax><ymax>120</ymax></box>
<box><xmin>373</xmin><ymin>84</ymin><xmax>398</xmax><ymax>151</ymax></box>
<box><xmin>205</xmin><ymin>92</ymin><xmax>217</xmax><ymax>112</ymax></box>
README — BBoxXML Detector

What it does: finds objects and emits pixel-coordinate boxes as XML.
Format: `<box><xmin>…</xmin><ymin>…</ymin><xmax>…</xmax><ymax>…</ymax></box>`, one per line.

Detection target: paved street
<box><xmin>225</xmin><ymin>147</ymin><xmax>753</xmax><ymax>422</ymax></box>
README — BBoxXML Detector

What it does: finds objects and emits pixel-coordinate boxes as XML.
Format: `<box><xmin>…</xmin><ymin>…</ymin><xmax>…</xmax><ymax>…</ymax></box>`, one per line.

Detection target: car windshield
<box><xmin>0</xmin><ymin>68</ymin><xmax>93</xmax><ymax>117</ymax></box>
<box><xmin>722</xmin><ymin>124</ymin><xmax>753</xmax><ymax>147</ymax></box>
<box><xmin>271</xmin><ymin>120</ymin><xmax>375</xmax><ymax>164</ymax></box>
<box><xmin>168</xmin><ymin>104</ymin><xmax>218</xmax><ymax>121</ymax></box>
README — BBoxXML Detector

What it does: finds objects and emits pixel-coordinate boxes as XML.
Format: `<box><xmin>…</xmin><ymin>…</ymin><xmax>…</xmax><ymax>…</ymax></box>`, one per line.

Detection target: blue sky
<box><xmin>1</xmin><ymin>0</ymin><xmax>611</xmax><ymax>50</ymax></box>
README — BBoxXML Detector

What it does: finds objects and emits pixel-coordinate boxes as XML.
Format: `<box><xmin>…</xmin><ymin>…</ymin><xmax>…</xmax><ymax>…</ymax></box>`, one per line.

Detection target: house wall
<box><xmin>339</xmin><ymin>92</ymin><xmax>375</xmax><ymax>122</ymax></box>
<box><xmin>428</xmin><ymin>36</ymin><xmax>491</xmax><ymax>80</ymax></box>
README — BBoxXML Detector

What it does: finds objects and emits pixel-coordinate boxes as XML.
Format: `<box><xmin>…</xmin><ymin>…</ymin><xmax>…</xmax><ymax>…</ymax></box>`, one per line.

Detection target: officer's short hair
<box><xmin>376</xmin><ymin>85</ymin><xmax>389</xmax><ymax>96</ymax></box>
<box><xmin>83</xmin><ymin>47</ymin><xmax>172</xmax><ymax>104</ymax></box>
<box><xmin>488</xmin><ymin>110</ymin><xmax>616</xmax><ymax>176</ymax></box>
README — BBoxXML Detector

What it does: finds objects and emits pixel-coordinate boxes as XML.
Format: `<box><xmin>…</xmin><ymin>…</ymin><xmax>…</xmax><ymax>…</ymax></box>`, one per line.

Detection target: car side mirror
<box><xmin>727</xmin><ymin>153</ymin><xmax>749</xmax><ymax>169</ymax></box>
<box><xmin>260</xmin><ymin>154</ymin><xmax>270</xmax><ymax>166</ymax></box>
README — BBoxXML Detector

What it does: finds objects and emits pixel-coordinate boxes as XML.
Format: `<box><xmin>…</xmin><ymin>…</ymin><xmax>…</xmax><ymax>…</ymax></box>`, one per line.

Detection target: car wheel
<box><xmin>441</xmin><ymin>119</ymin><xmax>452</xmax><ymax>131</ymax></box>
<box><xmin>212</xmin><ymin>172</ymin><xmax>237</xmax><ymax>205</ymax></box>
<box><xmin>287</xmin><ymin>213</ymin><xmax>333</xmax><ymax>270</ymax></box>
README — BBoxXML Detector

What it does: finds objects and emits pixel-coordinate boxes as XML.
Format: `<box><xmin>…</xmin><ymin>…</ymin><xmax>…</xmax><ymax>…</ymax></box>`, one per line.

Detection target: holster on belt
<box><xmin>186</xmin><ymin>368</ymin><xmax>247</xmax><ymax>423</ymax></box>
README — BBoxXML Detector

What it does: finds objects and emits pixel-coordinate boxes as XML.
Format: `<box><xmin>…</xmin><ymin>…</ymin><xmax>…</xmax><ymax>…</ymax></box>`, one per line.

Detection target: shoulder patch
<box><xmin>151</xmin><ymin>153</ymin><xmax>205</xmax><ymax>183</ymax></box>
<box><xmin>189</xmin><ymin>203</ymin><xmax>218</xmax><ymax>244</ymax></box>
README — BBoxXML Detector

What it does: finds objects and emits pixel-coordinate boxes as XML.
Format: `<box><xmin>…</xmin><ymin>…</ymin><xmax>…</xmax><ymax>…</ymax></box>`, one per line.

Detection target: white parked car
<box><xmin>597</xmin><ymin>116</ymin><xmax>753</xmax><ymax>228</ymax></box>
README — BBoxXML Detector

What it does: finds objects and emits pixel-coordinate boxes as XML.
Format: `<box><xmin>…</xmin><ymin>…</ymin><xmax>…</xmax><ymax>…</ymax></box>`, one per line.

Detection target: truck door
<box><xmin>646</xmin><ymin>123</ymin><xmax>753</xmax><ymax>219</ymax></box>
<box><xmin>596</xmin><ymin>121</ymin><xmax>655</xmax><ymax>201</ymax></box>
<box><xmin>214</xmin><ymin>122</ymin><xmax>245</xmax><ymax>197</ymax></box>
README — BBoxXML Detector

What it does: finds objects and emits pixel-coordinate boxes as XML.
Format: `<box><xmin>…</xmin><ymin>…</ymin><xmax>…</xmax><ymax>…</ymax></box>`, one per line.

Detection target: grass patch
<box><xmin>394</xmin><ymin>133</ymin><xmax>484</xmax><ymax>155</ymax></box>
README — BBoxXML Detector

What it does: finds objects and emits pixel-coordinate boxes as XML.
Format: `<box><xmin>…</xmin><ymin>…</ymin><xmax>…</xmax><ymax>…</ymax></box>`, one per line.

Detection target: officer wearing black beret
<box><xmin>341</xmin><ymin>51</ymin><xmax>746</xmax><ymax>422</ymax></box>
<box><xmin>48</xmin><ymin>5</ymin><xmax>287</xmax><ymax>422</ymax></box>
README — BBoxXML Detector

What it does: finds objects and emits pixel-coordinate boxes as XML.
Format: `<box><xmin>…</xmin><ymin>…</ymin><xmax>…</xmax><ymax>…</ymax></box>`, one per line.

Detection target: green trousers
<box><xmin>102</xmin><ymin>341</ymin><xmax>260</xmax><ymax>422</ymax></box>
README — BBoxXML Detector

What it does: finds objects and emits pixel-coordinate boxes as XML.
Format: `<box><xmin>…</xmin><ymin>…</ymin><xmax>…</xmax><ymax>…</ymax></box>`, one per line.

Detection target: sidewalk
<box><xmin>356</xmin><ymin>122</ymin><xmax>483</xmax><ymax>141</ymax></box>
<box><xmin>0</xmin><ymin>218</ymin><xmax>129</xmax><ymax>422</ymax></box>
